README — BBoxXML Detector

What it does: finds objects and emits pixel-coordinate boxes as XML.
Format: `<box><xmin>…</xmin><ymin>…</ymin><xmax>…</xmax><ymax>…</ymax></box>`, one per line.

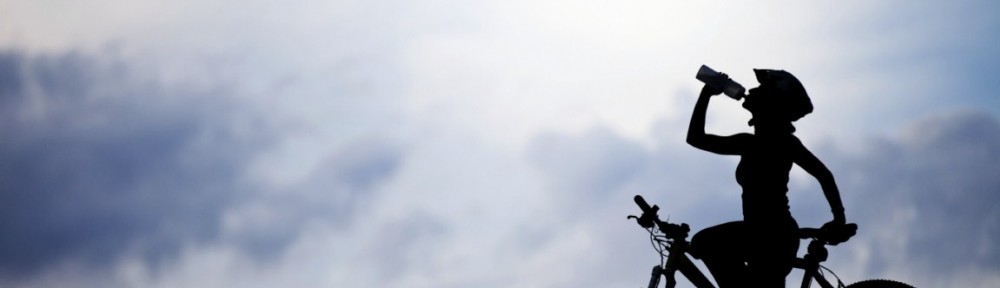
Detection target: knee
<box><xmin>691</xmin><ymin>227</ymin><xmax>726</xmax><ymax>259</ymax></box>
<box><xmin>691</xmin><ymin>221</ymin><xmax>745</xmax><ymax>258</ymax></box>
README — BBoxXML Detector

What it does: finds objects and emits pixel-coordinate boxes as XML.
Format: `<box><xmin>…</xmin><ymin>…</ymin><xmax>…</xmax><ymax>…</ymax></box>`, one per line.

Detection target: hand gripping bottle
<box><xmin>695</xmin><ymin>65</ymin><xmax>746</xmax><ymax>100</ymax></box>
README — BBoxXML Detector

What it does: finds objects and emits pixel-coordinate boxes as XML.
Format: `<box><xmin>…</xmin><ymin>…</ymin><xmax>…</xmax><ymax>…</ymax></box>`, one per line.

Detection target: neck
<box><xmin>753</xmin><ymin>122</ymin><xmax>795</xmax><ymax>135</ymax></box>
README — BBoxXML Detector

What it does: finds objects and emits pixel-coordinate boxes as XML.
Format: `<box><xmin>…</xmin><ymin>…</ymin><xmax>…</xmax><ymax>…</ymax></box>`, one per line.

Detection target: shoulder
<box><xmin>786</xmin><ymin>135</ymin><xmax>813</xmax><ymax>155</ymax></box>
<box><xmin>788</xmin><ymin>135</ymin><xmax>804</xmax><ymax>145</ymax></box>
<box><xmin>729</xmin><ymin>133</ymin><xmax>755</xmax><ymax>147</ymax></box>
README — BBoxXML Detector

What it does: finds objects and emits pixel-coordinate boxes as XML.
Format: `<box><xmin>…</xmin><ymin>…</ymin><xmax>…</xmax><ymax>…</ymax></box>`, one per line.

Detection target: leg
<box><xmin>691</xmin><ymin>221</ymin><xmax>748</xmax><ymax>288</ymax></box>
<box><xmin>745</xmin><ymin>217</ymin><xmax>800</xmax><ymax>288</ymax></box>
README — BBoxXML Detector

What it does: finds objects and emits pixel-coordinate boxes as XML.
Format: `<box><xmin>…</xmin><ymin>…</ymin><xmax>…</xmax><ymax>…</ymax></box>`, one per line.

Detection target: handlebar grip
<box><xmin>634</xmin><ymin>195</ymin><xmax>653</xmax><ymax>213</ymax></box>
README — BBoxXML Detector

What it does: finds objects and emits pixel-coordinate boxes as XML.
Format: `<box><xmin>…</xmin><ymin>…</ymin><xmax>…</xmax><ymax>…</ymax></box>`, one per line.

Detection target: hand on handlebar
<box><xmin>824</xmin><ymin>216</ymin><xmax>846</xmax><ymax>229</ymax></box>
<box><xmin>820</xmin><ymin>220</ymin><xmax>857</xmax><ymax>246</ymax></box>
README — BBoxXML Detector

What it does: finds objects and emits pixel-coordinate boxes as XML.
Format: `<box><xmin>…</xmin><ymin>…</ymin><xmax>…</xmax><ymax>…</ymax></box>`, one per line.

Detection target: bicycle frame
<box><xmin>633</xmin><ymin>195</ymin><xmax>855</xmax><ymax>288</ymax></box>
<box><xmin>646</xmin><ymin>230</ymin><xmax>843</xmax><ymax>288</ymax></box>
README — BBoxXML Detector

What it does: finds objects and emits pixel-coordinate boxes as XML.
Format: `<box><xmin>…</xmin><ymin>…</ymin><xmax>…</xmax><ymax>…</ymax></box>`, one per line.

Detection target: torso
<box><xmin>735</xmin><ymin>134</ymin><xmax>797</xmax><ymax>221</ymax></box>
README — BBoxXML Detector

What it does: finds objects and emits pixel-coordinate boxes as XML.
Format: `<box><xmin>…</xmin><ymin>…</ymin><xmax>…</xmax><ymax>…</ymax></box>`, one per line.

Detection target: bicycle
<box><xmin>628</xmin><ymin>195</ymin><xmax>914</xmax><ymax>288</ymax></box>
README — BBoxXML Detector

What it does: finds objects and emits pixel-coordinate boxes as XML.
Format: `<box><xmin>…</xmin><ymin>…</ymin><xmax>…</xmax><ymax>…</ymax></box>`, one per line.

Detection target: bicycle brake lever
<box><xmin>628</xmin><ymin>215</ymin><xmax>655</xmax><ymax>229</ymax></box>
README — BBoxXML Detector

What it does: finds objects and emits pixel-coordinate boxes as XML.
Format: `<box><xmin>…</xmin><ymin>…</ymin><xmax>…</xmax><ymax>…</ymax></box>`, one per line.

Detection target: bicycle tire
<box><xmin>844</xmin><ymin>279</ymin><xmax>914</xmax><ymax>288</ymax></box>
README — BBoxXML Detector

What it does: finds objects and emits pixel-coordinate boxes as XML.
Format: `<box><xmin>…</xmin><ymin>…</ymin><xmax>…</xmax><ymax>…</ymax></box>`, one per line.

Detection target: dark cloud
<box><xmin>824</xmin><ymin>111</ymin><xmax>1000</xmax><ymax>276</ymax></box>
<box><xmin>0</xmin><ymin>50</ymin><xmax>270</xmax><ymax>277</ymax></box>
<box><xmin>226</xmin><ymin>138</ymin><xmax>404</xmax><ymax>260</ymax></box>
<box><xmin>0</xmin><ymin>49</ymin><xmax>409</xmax><ymax>281</ymax></box>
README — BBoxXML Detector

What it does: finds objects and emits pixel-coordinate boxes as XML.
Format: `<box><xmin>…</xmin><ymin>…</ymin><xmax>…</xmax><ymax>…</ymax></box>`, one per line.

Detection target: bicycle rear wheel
<box><xmin>845</xmin><ymin>279</ymin><xmax>914</xmax><ymax>288</ymax></box>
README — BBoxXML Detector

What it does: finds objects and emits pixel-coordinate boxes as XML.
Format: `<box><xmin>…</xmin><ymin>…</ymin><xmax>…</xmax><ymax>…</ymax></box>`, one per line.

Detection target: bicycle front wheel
<box><xmin>845</xmin><ymin>279</ymin><xmax>914</xmax><ymax>288</ymax></box>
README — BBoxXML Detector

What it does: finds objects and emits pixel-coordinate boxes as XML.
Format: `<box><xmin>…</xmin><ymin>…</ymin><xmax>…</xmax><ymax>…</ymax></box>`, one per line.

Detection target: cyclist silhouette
<box><xmin>685</xmin><ymin>69</ymin><xmax>847</xmax><ymax>288</ymax></box>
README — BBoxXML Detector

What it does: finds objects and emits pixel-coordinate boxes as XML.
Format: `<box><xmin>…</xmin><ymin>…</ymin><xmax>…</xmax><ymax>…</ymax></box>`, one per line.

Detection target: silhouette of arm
<box><xmin>793</xmin><ymin>140</ymin><xmax>846</xmax><ymax>223</ymax></box>
<box><xmin>687</xmin><ymin>85</ymin><xmax>748</xmax><ymax>155</ymax></box>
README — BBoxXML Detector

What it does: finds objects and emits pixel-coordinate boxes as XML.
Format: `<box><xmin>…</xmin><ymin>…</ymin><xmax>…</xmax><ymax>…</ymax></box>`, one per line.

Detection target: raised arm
<box><xmin>793</xmin><ymin>140</ymin><xmax>847</xmax><ymax>223</ymax></box>
<box><xmin>686</xmin><ymin>85</ymin><xmax>747</xmax><ymax>155</ymax></box>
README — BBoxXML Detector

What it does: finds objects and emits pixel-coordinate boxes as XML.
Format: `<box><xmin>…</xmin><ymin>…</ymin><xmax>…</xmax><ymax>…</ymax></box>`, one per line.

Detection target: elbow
<box><xmin>685</xmin><ymin>130</ymin><xmax>701</xmax><ymax>145</ymax></box>
<box><xmin>686</xmin><ymin>135</ymin><xmax>702</xmax><ymax>148</ymax></box>
<box><xmin>818</xmin><ymin>171</ymin><xmax>836</xmax><ymax>186</ymax></box>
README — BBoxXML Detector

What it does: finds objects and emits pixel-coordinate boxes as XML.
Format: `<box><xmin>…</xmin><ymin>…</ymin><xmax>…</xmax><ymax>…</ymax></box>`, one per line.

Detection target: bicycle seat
<box><xmin>798</xmin><ymin>223</ymin><xmax>857</xmax><ymax>245</ymax></box>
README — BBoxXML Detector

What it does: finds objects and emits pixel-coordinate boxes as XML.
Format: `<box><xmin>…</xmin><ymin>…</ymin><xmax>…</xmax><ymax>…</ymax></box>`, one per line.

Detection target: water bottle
<box><xmin>695</xmin><ymin>65</ymin><xmax>745</xmax><ymax>100</ymax></box>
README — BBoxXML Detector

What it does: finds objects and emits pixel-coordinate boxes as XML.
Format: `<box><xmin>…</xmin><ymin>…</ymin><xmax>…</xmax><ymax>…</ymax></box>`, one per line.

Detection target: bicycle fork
<box><xmin>645</xmin><ymin>259</ymin><xmax>689</xmax><ymax>288</ymax></box>
<box><xmin>648</xmin><ymin>243</ymin><xmax>684</xmax><ymax>288</ymax></box>
<box><xmin>647</xmin><ymin>265</ymin><xmax>663</xmax><ymax>288</ymax></box>
<box><xmin>647</xmin><ymin>245</ymin><xmax>716</xmax><ymax>288</ymax></box>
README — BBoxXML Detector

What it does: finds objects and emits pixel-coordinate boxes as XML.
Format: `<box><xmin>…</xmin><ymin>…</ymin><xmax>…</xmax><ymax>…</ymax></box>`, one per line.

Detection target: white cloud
<box><xmin>2</xmin><ymin>0</ymin><xmax>1000</xmax><ymax>287</ymax></box>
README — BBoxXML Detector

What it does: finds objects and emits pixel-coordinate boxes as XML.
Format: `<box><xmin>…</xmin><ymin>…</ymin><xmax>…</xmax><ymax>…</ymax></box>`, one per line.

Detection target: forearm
<box><xmin>686</xmin><ymin>89</ymin><xmax>712</xmax><ymax>145</ymax></box>
<box><xmin>819</xmin><ymin>174</ymin><xmax>846</xmax><ymax>221</ymax></box>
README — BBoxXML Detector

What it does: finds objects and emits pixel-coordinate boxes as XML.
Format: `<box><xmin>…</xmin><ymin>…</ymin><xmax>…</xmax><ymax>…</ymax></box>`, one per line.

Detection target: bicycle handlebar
<box><xmin>632</xmin><ymin>195</ymin><xmax>690</xmax><ymax>239</ymax></box>
<box><xmin>632</xmin><ymin>194</ymin><xmax>855</xmax><ymax>245</ymax></box>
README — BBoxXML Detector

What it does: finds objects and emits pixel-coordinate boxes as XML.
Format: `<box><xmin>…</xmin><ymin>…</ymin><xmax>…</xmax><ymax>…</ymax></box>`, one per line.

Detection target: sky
<box><xmin>1</xmin><ymin>0</ymin><xmax>999</xmax><ymax>287</ymax></box>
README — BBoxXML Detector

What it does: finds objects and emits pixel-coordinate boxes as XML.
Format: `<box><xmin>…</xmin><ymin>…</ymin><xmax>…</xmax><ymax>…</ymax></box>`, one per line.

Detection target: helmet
<box><xmin>752</xmin><ymin>69</ymin><xmax>813</xmax><ymax>122</ymax></box>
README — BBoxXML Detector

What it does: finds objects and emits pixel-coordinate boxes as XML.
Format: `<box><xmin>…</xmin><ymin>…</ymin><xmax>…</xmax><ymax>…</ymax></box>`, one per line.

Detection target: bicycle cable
<box><xmin>646</xmin><ymin>227</ymin><xmax>670</xmax><ymax>267</ymax></box>
<box><xmin>818</xmin><ymin>264</ymin><xmax>846</xmax><ymax>288</ymax></box>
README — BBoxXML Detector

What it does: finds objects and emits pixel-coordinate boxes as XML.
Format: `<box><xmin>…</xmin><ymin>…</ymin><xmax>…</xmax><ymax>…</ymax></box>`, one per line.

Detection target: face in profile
<box><xmin>742</xmin><ymin>84</ymin><xmax>797</xmax><ymax>127</ymax></box>
<box><xmin>743</xmin><ymin>86</ymin><xmax>773</xmax><ymax>116</ymax></box>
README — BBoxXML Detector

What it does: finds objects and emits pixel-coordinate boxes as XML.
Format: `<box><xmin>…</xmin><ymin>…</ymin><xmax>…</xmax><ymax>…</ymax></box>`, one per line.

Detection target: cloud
<box><xmin>3</xmin><ymin>1</ymin><xmax>1000</xmax><ymax>287</ymax></box>
<box><xmin>529</xmin><ymin>126</ymin><xmax>647</xmax><ymax>200</ymax></box>
<box><xmin>0</xmin><ymin>49</ymin><xmax>272</xmax><ymax>277</ymax></box>
<box><xmin>0</xmin><ymin>47</ymin><xmax>414</xmax><ymax>287</ymax></box>
<box><xmin>0</xmin><ymin>50</ymin><xmax>402</xmax><ymax>282</ymax></box>
<box><xmin>818</xmin><ymin>110</ymin><xmax>1000</xmax><ymax>286</ymax></box>
<box><xmin>221</xmin><ymin>138</ymin><xmax>404</xmax><ymax>261</ymax></box>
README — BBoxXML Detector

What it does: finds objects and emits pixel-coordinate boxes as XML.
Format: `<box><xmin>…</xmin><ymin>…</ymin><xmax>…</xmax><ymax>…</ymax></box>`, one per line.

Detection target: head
<box><xmin>742</xmin><ymin>69</ymin><xmax>813</xmax><ymax>132</ymax></box>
